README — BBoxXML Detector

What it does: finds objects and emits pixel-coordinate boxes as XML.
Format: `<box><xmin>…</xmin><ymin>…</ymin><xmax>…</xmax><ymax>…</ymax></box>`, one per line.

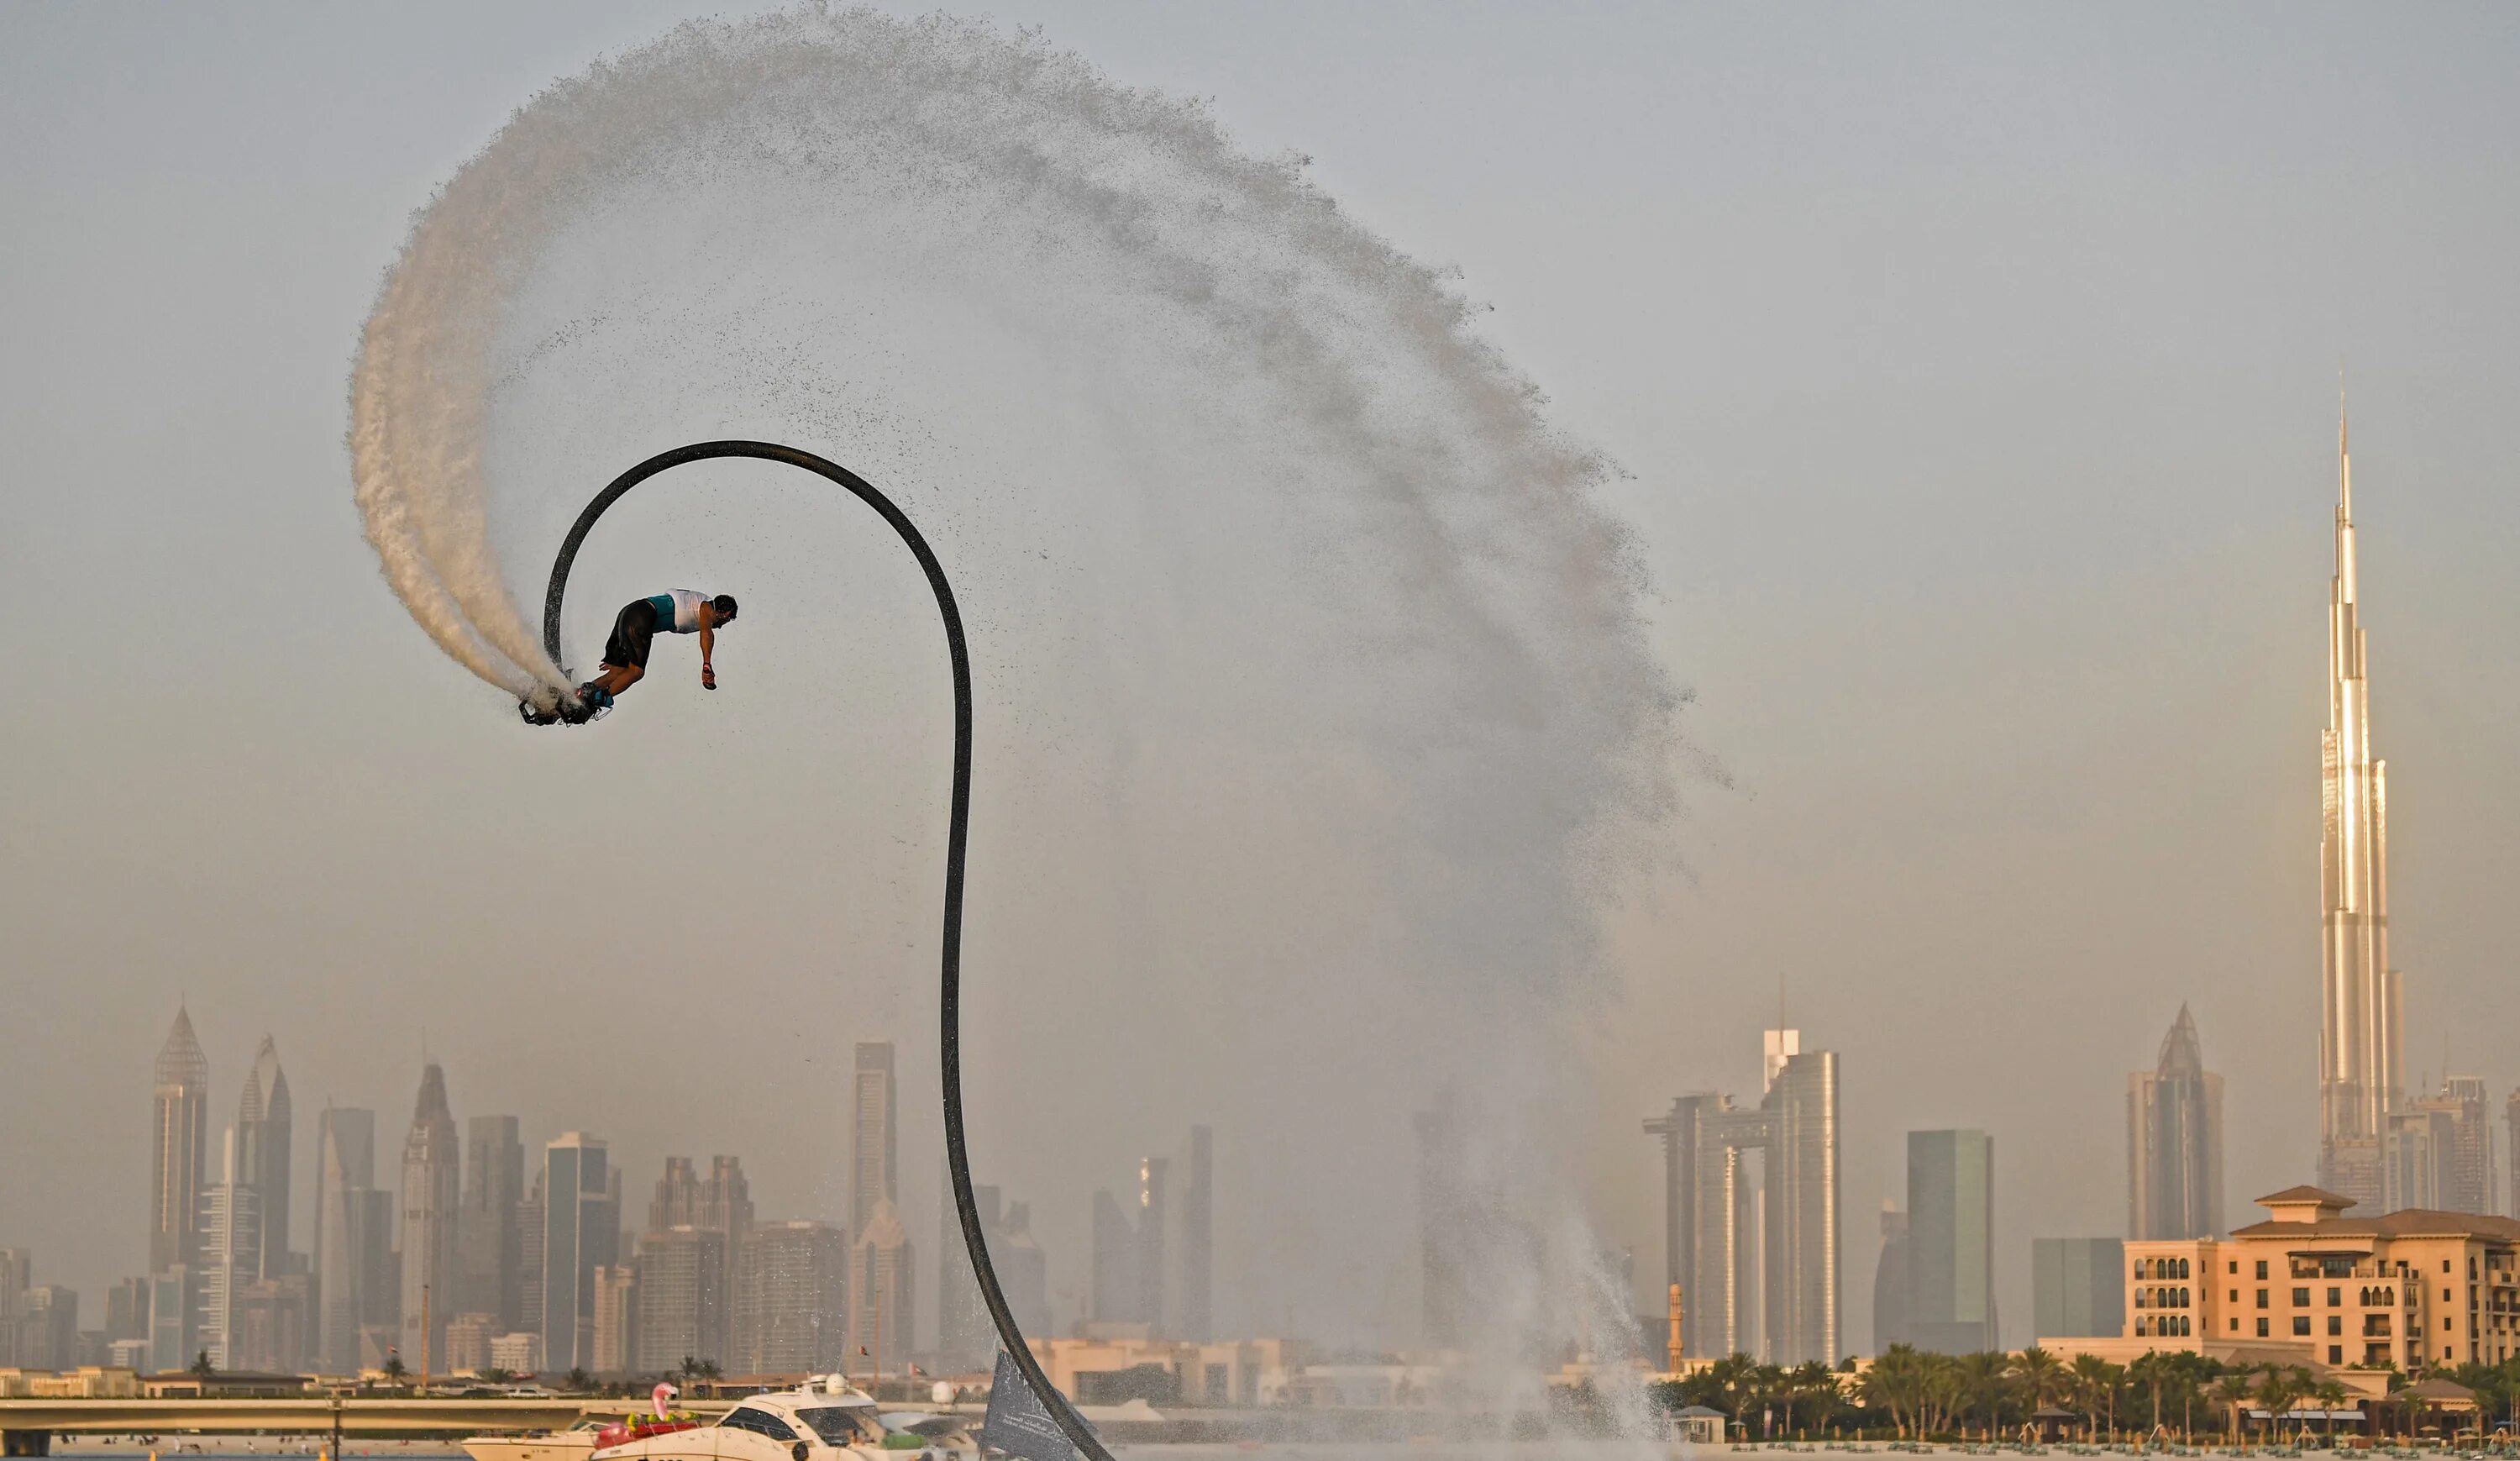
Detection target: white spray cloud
<box><xmin>349</xmin><ymin>5</ymin><xmax>1690</xmax><ymax>1405</ymax></box>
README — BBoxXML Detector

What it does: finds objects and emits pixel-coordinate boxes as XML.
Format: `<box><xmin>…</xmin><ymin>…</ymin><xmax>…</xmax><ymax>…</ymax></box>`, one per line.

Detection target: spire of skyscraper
<box><xmin>2129</xmin><ymin>1004</ymin><xmax>2223</xmax><ymax>1239</ymax></box>
<box><xmin>400</xmin><ymin>1062</ymin><xmax>460</xmax><ymax>1372</ymax></box>
<box><xmin>2318</xmin><ymin>399</ymin><xmax>2401</xmax><ymax>1210</ymax></box>
<box><xmin>150</xmin><ymin>1007</ymin><xmax>213</xmax><ymax>1278</ymax></box>
<box><xmin>238</xmin><ymin>1035</ymin><xmax>293</xmax><ymax>1280</ymax></box>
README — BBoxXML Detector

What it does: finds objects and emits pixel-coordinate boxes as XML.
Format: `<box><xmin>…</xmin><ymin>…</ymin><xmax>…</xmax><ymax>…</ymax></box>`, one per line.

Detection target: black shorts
<box><xmin>602</xmin><ymin>598</ymin><xmax>661</xmax><ymax>670</ymax></box>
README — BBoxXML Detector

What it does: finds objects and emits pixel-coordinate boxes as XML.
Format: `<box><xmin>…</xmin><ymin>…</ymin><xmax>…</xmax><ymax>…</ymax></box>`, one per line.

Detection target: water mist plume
<box><xmin>349</xmin><ymin>5</ymin><xmax>1687</xmax><ymax>1407</ymax></box>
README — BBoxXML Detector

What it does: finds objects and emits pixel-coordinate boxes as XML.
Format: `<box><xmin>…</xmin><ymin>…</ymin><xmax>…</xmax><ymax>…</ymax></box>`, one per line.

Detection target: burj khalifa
<box><xmin>2318</xmin><ymin>402</ymin><xmax>2402</xmax><ymax>1211</ymax></box>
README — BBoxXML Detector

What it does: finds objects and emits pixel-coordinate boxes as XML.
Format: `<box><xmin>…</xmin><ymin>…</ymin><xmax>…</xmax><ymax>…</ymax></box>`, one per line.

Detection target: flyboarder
<box><xmin>522</xmin><ymin>589</ymin><xmax>734</xmax><ymax>723</ymax></box>
<box><xmin>580</xmin><ymin>588</ymin><xmax>736</xmax><ymax>709</ymax></box>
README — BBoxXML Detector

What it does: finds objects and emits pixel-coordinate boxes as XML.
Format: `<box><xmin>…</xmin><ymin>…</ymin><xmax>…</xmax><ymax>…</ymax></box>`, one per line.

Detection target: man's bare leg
<box><xmin>586</xmin><ymin>663</ymin><xmax>646</xmax><ymax>697</ymax></box>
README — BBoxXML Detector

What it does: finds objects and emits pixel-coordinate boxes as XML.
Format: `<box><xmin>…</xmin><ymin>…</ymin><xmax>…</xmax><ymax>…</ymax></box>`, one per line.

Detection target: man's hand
<box><xmin>702</xmin><ymin>665</ymin><xmax>717</xmax><ymax>691</ymax></box>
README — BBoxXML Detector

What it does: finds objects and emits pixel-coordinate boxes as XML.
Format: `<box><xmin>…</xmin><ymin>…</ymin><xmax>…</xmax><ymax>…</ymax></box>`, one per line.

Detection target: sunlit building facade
<box><xmin>2318</xmin><ymin>407</ymin><xmax>2405</xmax><ymax>1211</ymax></box>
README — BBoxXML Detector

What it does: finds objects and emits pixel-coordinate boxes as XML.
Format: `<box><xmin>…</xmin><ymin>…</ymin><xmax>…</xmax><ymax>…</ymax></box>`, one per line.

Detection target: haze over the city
<box><xmin>6</xmin><ymin>0</ymin><xmax>2520</xmax><ymax>1363</ymax></box>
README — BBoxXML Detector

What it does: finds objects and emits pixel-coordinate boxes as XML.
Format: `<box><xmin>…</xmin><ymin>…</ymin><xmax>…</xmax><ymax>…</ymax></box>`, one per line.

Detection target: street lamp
<box><xmin>539</xmin><ymin>440</ymin><xmax>1109</xmax><ymax>1461</ymax></box>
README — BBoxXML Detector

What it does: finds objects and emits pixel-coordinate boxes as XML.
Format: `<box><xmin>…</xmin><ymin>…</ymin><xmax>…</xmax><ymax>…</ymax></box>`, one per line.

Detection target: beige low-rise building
<box><xmin>1023</xmin><ymin>1334</ymin><xmax>1299</xmax><ymax>1407</ymax></box>
<box><xmin>2043</xmin><ymin>1186</ymin><xmax>2520</xmax><ymax>1375</ymax></box>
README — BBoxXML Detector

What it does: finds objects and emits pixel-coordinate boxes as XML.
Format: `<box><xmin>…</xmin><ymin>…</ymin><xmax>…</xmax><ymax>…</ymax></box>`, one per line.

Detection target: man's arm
<box><xmin>699</xmin><ymin>615</ymin><xmax>717</xmax><ymax>689</ymax></box>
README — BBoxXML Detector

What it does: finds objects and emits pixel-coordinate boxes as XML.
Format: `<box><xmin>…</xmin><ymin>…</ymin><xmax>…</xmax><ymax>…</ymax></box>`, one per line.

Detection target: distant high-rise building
<box><xmin>517</xmin><ymin>1166</ymin><xmax>544</xmax><ymax>1341</ymax></box>
<box><xmin>13</xmin><ymin>1285</ymin><xmax>78</xmax><ymax>1372</ymax></box>
<box><xmin>853</xmin><ymin>1044</ymin><xmax>897</xmax><ymax>1240</ymax></box>
<box><xmin>1181</xmin><ymin>1127</ymin><xmax>1214</xmax><ymax>1343</ymax></box>
<box><xmin>105</xmin><ymin>1277</ymin><xmax>150</xmax><ymax>1345</ymax></box>
<box><xmin>399</xmin><ymin>1063</ymin><xmax>460</xmax><ymax>1372</ymax></box>
<box><xmin>2128</xmin><ymin>1005</ymin><xmax>2224</xmax><ymax>1239</ymax></box>
<box><xmin>1763</xmin><ymin>1043</ymin><xmax>1840</xmax><ymax>1364</ymax></box>
<box><xmin>1904</xmin><ymin>1130</ymin><xmax>1997</xmax><ymax>1353</ymax></box>
<box><xmin>2030</xmin><ymin>1238</ymin><xmax>2125</xmax><ymax>1339</ymax></box>
<box><xmin>591</xmin><ymin>1264</ymin><xmax>637</xmax><ymax>1375</ymax></box>
<box><xmin>150</xmin><ymin>1007</ymin><xmax>213</xmax><ymax>1276</ymax></box>
<box><xmin>1082</xmin><ymin>1133</ymin><xmax>1210</xmax><ymax>1340</ymax></box>
<box><xmin>2318</xmin><ymin>406</ymin><xmax>2405</xmax><ymax>1211</ymax></box>
<box><xmin>312</xmin><ymin>1105</ymin><xmax>379</xmax><ymax>1373</ymax></box>
<box><xmin>459</xmin><ymin>1115</ymin><xmax>525</xmax><ymax>1330</ymax></box>
<box><xmin>2508</xmin><ymin>1090</ymin><xmax>2520</xmax><ymax>1217</ymax></box>
<box><xmin>1089</xmin><ymin>1189</ymin><xmax>1138</xmax><ymax>1327</ymax></box>
<box><xmin>937</xmin><ymin>1163</ymin><xmax>1000</xmax><ymax>1368</ymax></box>
<box><xmin>2402</xmin><ymin>1077</ymin><xmax>2495</xmax><ymax>1215</ymax></box>
<box><xmin>231</xmin><ymin>1274</ymin><xmax>312</xmax><ymax>1373</ymax></box>
<box><xmin>738</xmin><ymin>1220</ymin><xmax>848</xmax><ymax>1374</ymax></box>
<box><xmin>848</xmin><ymin>1197</ymin><xmax>912</xmax><ymax>1368</ymax></box>
<box><xmin>149</xmin><ymin>1264</ymin><xmax>201</xmax><ymax>1374</ymax></box>
<box><xmin>637</xmin><ymin>1226</ymin><xmax>727</xmax><ymax>1369</ymax></box>
<box><xmin>994</xmin><ymin>1202</ymin><xmax>1049</xmax><ymax>1341</ymax></box>
<box><xmin>1871</xmin><ymin>1202</ymin><xmax>1909</xmax><ymax>1357</ymax></box>
<box><xmin>200</xmin><ymin>1129</ymin><xmax>262</xmax><ymax>1370</ymax></box>
<box><xmin>236</xmin><ymin>1036</ymin><xmax>294</xmax><ymax>1281</ymax></box>
<box><xmin>541</xmin><ymin>1133</ymin><xmax>617</xmax><ymax>1373</ymax></box>
<box><xmin>1640</xmin><ymin>1030</ymin><xmax>1841</xmax><ymax>1364</ymax></box>
<box><xmin>648</xmin><ymin>1154</ymin><xmax>752</xmax><ymax>1319</ymax></box>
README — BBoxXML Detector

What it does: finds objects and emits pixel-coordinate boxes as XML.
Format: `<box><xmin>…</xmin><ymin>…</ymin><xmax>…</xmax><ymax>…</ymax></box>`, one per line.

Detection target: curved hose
<box><xmin>541</xmin><ymin>439</ymin><xmax>1108</xmax><ymax>1461</ymax></box>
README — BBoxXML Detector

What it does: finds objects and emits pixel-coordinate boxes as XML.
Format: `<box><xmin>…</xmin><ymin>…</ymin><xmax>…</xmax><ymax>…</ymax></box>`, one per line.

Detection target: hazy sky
<box><xmin>7</xmin><ymin>2</ymin><xmax>2520</xmax><ymax>1353</ymax></box>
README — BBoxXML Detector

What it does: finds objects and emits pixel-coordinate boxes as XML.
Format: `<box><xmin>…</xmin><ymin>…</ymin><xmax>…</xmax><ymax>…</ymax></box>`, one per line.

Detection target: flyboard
<box><xmin>517</xmin><ymin>686</ymin><xmax>611</xmax><ymax>726</ymax></box>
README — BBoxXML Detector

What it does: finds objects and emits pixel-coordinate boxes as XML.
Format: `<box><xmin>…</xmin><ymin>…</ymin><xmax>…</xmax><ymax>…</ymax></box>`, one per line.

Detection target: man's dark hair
<box><xmin>711</xmin><ymin>594</ymin><xmax>738</xmax><ymax>622</ymax></box>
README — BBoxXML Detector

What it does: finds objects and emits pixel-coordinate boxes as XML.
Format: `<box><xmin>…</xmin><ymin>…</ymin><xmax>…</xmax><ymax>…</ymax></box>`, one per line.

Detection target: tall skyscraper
<box><xmin>738</xmin><ymin>1220</ymin><xmax>848</xmax><ymax>1374</ymax></box>
<box><xmin>1904</xmin><ymin>1130</ymin><xmax>1996</xmax><ymax>1353</ymax></box>
<box><xmin>312</xmin><ymin>1105</ymin><xmax>379</xmax><ymax>1374</ymax></box>
<box><xmin>1871</xmin><ymin>1202</ymin><xmax>1909</xmax><ymax>1356</ymax></box>
<box><xmin>636</xmin><ymin>1226</ymin><xmax>727</xmax><ymax>1368</ymax></box>
<box><xmin>2128</xmin><ymin>1005</ymin><xmax>2224</xmax><ymax>1239</ymax></box>
<box><xmin>1764</xmin><ymin>1042</ymin><xmax>1840</xmax><ymax>1364</ymax></box>
<box><xmin>2318</xmin><ymin>406</ymin><xmax>2404</xmax><ymax>1211</ymax></box>
<box><xmin>852</xmin><ymin>1044</ymin><xmax>897</xmax><ymax>1239</ymax></box>
<box><xmin>936</xmin><ymin>1162</ymin><xmax>1000</xmax><ymax>1368</ymax></box>
<box><xmin>1178</xmin><ymin>1126</ymin><xmax>1214</xmax><ymax>1343</ymax></box>
<box><xmin>1641</xmin><ymin>1031</ymin><xmax>1840</xmax><ymax>1364</ymax></box>
<box><xmin>459</xmin><ymin>1115</ymin><xmax>525</xmax><ymax>1330</ymax></box>
<box><xmin>647</xmin><ymin>1154</ymin><xmax>752</xmax><ymax>1327</ymax></box>
<box><xmin>848</xmin><ymin>1197</ymin><xmax>912</xmax><ymax>1367</ymax></box>
<box><xmin>399</xmin><ymin>1063</ymin><xmax>460</xmax><ymax>1371</ymax></box>
<box><xmin>541</xmin><ymin>1133</ymin><xmax>617</xmax><ymax>1373</ymax></box>
<box><xmin>150</xmin><ymin>1007</ymin><xmax>213</xmax><ymax>1275</ymax></box>
<box><xmin>236</xmin><ymin>1036</ymin><xmax>294</xmax><ymax>1281</ymax></box>
<box><xmin>199</xmin><ymin>1129</ymin><xmax>262</xmax><ymax>1370</ymax></box>
<box><xmin>994</xmin><ymin>1202</ymin><xmax>1048</xmax><ymax>1341</ymax></box>
<box><xmin>591</xmin><ymin>1264</ymin><xmax>638</xmax><ymax>1374</ymax></box>
<box><xmin>2508</xmin><ymin>1090</ymin><xmax>2520</xmax><ymax>1217</ymax></box>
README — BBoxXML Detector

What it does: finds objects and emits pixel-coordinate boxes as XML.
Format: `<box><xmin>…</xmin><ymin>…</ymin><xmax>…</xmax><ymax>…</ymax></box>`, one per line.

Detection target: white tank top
<box><xmin>662</xmin><ymin>588</ymin><xmax>709</xmax><ymax>633</ymax></box>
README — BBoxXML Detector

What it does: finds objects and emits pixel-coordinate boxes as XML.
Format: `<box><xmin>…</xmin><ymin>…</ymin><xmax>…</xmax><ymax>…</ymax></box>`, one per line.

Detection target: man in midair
<box><xmin>576</xmin><ymin>589</ymin><xmax>737</xmax><ymax>712</ymax></box>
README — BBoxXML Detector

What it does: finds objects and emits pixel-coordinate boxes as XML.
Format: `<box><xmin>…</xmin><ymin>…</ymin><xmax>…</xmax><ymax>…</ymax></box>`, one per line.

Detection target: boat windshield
<box><xmin>794</xmin><ymin>1409</ymin><xmax>884</xmax><ymax>1447</ymax></box>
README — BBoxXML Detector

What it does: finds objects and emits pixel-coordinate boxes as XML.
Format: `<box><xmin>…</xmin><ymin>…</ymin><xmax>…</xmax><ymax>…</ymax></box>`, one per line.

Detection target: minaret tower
<box><xmin>2318</xmin><ymin>394</ymin><xmax>2402</xmax><ymax>1209</ymax></box>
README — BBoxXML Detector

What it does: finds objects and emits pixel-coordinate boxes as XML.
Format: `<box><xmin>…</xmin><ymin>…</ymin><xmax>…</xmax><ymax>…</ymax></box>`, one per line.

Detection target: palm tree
<box><xmin>2312</xmin><ymin>1380</ymin><xmax>2349</xmax><ymax>1441</ymax></box>
<box><xmin>189</xmin><ymin>1349</ymin><xmax>217</xmax><ymax>1382</ymax></box>
<box><xmin>1958</xmin><ymin>1351</ymin><xmax>2012</xmax><ymax>1437</ymax></box>
<box><xmin>1788</xmin><ymin>1360</ymin><xmax>1837</xmax><ymax>1437</ymax></box>
<box><xmin>2015</xmin><ymin>1348</ymin><xmax>2069</xmax><ymax>1413</ymax></box>
<box><xmin>2071</xmin><ymin>1354</ymin><xmax>2113</xmax><ymax>1441</ymax></box>
<box><xmin>1861</xmin><ymin>1344</ymin><xmax>1923</xmax><ymax>1437</ymax></box>
<box><xmin>2210</xmin><ymin>1372</ymin><xmax>2256</xmax><ymax>1441</ymax></box>
<box><xmin>2254</xmin><ymin>1367</ymin><xmax>2301</xmax><ymax>1443</ymax></box>
<box><xmin>1922</xmin><ymin>1352</ymin><xmax>1966</xmax><ymax>1439</ymax></box>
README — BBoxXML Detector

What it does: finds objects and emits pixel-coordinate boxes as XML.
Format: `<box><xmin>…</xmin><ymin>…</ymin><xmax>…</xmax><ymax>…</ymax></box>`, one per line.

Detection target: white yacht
<box><xmin>590</xmin><ymin>1380</ymin><xmax>896</xmax><ymax>1461</ymax></box>
<box><xmin>460</xmin><ymin>1416</ymin><xmax>613</xmax><ymax>1461</ymax></box>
